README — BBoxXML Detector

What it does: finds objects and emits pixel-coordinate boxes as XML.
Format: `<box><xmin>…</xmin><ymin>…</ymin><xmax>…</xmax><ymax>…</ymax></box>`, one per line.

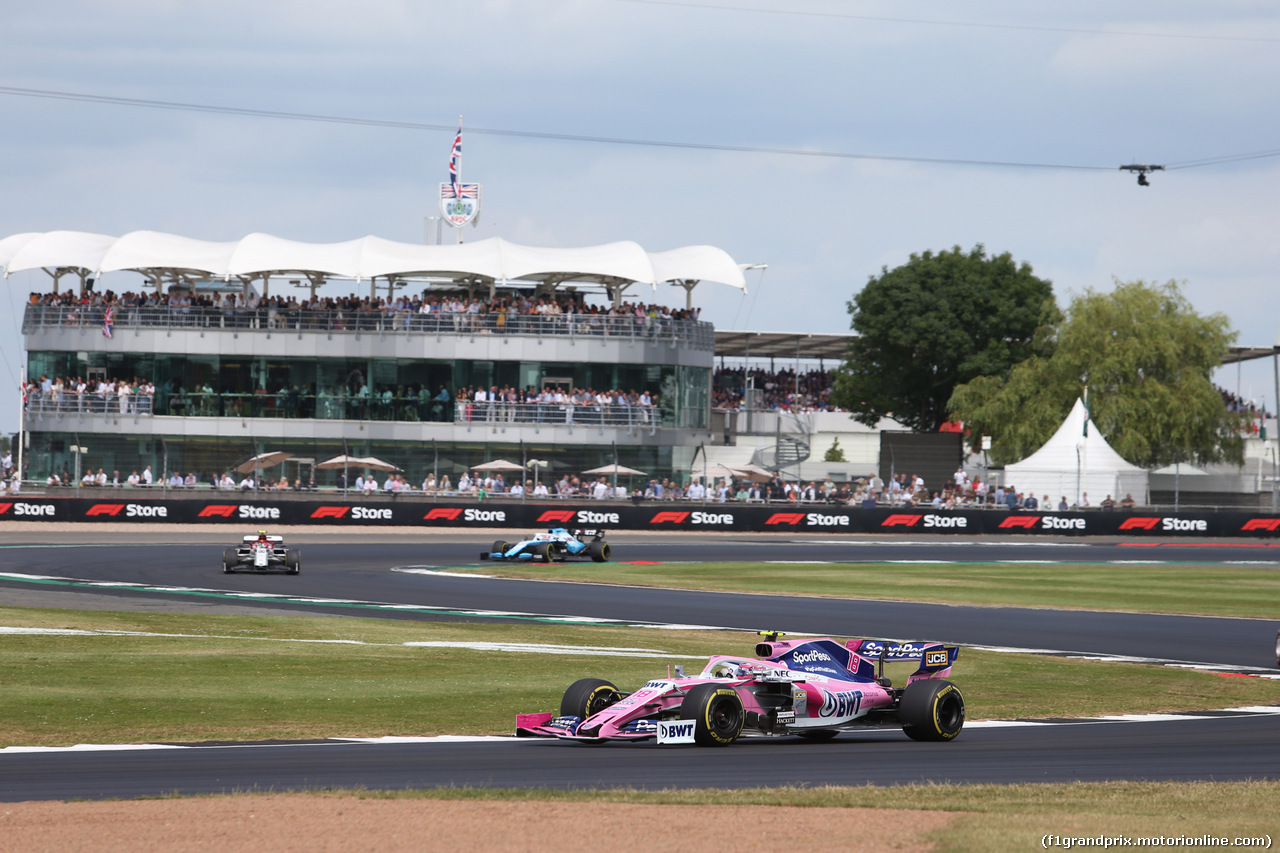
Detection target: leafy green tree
<box><xmin>949</xmin><ymin>280</ymin><xmax>1246</xmax><ymax>467</ymax></box>
<box><xmin>823</xmin><ymin>437</ymin><xmax>847</xmax><ymax>462</ymax></box>
<box><xmin>832</xmin><ymin>245</ymin><xmax>1058</xmax><ymax>432</ymax></box>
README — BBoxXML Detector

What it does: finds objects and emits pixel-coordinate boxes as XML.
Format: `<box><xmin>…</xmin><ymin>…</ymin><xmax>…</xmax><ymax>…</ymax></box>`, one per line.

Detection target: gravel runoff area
<box><xmin>1</xmin><ymin>521</ymin><xmax>963</xmax><ymax>850</ymax></box>
<box><xmin>0</xmin><ymin>798</ymin><xmax>958</xmax><ymax>853</ymax></box>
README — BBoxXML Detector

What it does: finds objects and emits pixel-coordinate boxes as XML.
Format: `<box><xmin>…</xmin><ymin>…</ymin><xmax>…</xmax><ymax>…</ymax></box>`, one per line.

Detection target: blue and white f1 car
<box><xmin>480</xmin><ymin>528</ymin><xmax>612</xmax><ymax>563</ymax></box>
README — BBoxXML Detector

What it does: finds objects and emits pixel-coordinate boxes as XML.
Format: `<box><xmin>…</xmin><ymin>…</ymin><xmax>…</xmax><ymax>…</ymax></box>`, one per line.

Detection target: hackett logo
<box><xmin>764</xmin><ymin>513</ymin><xmax>805</xmax><ymax>525</ymax></box>
<box><xmin>1118</xmin><ymin>517</ymin><xmax>1160</xmax><ymax>530</ymax></box>
<box><xmin>881</xmin><ymin>514</ymin><xmax>922</xmax><ymax>527</ymax></box>
<box><xmin>87</xmin><ymin>504</ymin><xmax>126</xmax><ymax>516</ymax></box>
<box><xmin>311</xmin><ymin>506</ymin><xmax>351</xmax><ymax>519</ymax></box>
<box><xmin>199</xmin><ymin>505</ymin><xmax>238</xmax><ymax>518</ymax></box>
<box><xmin>998</xmin><ymin>515</ymin><xmax>1040</xmax><ymax>529</ymax></box>
<box><xmin>649</xmin><ymin>511</ymin><xmax>690</xmax><ymax>524</ymax></box>
<box><xmin>424</xmin><ymin>507</ymin><xmax>463</xmax><ymax>521</ymax></box>
<box><xmin>1241</xmin><ymin>518</ymin><xmax>1280</xmax><ymax>532</ymax></box>
<box><xmin>537</xmin><ymin>510</ymin><xmax>576</xmax><ymax>523</ymax></box>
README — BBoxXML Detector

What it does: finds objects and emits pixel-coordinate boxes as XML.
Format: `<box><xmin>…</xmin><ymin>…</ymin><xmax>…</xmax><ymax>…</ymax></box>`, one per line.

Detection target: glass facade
<box><xmin>26</xmin><ymin>351</ymin><xmax>709</xmax><ymax>429</ymax></box>
<box><xmin>23</xmin><ymin>431</ymin><xmax>676</xmax><ymax>493</ymax></box>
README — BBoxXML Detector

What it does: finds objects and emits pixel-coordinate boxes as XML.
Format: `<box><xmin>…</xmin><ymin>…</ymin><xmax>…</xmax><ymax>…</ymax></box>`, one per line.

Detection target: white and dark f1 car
<box><xmin>222</xmin><ymin>531</ymin><xmax>301</xmax><ymax>574</ymax></box>
<box><xmin>481</xmin><ymin>528</ymin><xmax>612</xmax><ymax>563</ymax></box>
<box><xmin>517</xmin><ymin>632</ymin><xmax>964</xmax><ymax>746</ymax></box>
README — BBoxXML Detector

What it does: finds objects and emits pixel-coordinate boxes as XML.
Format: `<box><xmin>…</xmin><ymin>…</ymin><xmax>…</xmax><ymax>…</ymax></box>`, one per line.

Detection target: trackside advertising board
<box><xmin>1</xmin><ymin>498</ymin><xmax>1279</xmax><ymax>537</ymax></box>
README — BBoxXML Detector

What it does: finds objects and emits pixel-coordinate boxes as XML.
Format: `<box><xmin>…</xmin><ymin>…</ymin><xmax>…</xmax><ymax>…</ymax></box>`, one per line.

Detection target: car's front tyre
<box><xmin>222</xmin><ymin>548</ymin><xmax>238</xmax><ymax>574</ymax></box>
<box><xmin>681</xmin><ymin>683</ymin><xmax>744</xmax><ymax>746</ymax></box>
<box><xmin>560</xmin><ymin>678</ymin><xmax>622</xmax><ymax>719</ymax></box>
<box><xmin>899</xmin><ymin>679</ymin><xmax>965</xmax><ymax>741</ymax></box>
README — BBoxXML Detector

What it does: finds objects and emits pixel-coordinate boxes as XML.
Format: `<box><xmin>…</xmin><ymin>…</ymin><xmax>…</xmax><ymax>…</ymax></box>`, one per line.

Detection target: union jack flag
<box><xmin>102</xmin><ymin>306</ymin><xmax>114</xmax><ymax>339</ymax></box>
<box><xmin>447</xmin><ymin>121</ymin><xmax>462</xmax><ymax>197</ymax></box>
<box><xmin>440</xmin><ymin>183</ymin><xmax>479</xmax><ymax>200</ymax></box>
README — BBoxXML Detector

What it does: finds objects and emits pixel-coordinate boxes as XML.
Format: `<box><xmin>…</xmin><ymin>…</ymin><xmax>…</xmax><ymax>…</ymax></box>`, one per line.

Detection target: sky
<box><xmin>2</xmin><ymin>0</ymin><xmax>1279</xmax><ymax>436</ymax></box>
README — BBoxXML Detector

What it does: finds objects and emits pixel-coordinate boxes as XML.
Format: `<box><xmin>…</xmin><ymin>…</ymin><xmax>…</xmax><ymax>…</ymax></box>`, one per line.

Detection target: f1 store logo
<box><xmin>649</xmin><ymin>512</ymin><xmax>690</xmax><ymax>524</ymax></box>
<box><xmin>198</xmin><ymin>505</ymin><xmax>238</xmax><ymax>518</ymax></box>
<box><xmin>1118</xmin><ymin>517</ymin><xmax>1161</xmax><ymax>531</ymax></box>
<box><xmin>0</xmin><ymin>503</ymin><xmax>11</xmax><ymax>515</ymax></box>
<box><xmin>86</xmin><ymin>504</ymin><xmax>126</xmax><ymax>516</ymax></box>
<box><xmin>881</xmin><ymin>514</ymin><xmax>922</xmax><ymax>527</ymax></box>
<box><xmin>764</xmin><ymin>513</ymin><xmax>805</xmax><ymax>525</ymax></box>
<box><xmin>1241</xmin><ymin>518</ymin><xmax>1280</xmax><ymax>532</ymax></box>
<box><xmin>537</xmin><ymin>510</ymin><xmax>576</xmax><ymax>523</ymax></box>
<box><xmin>424</xmin><ymin>507</ymin><xmax>463</xmax><ymax>521</ymax></box>
<box><xmin>311</xmin><ymin>506</ymin><xmax>351</xmax><ymax>519</ymax></box>
<box><xmin>997</xmin><ymin>515</ymin><xmax>1040</xmax><ymax>529</ymax></box>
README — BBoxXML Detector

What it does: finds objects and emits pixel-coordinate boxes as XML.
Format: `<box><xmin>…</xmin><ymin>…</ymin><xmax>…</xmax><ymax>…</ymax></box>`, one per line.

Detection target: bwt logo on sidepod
<box><xmin>0</xmin><ymin>502</ymin><xmax>55</xmax><ymax>517</ymax></box>
<box><xmin>818</xmin><ymin>689</ymin><xmax>863</xmax><ymax>719</ymax></box>
<box><xmin>649</xmin><ymin>511</ymin><xmax>690</xmax><ymax>524</ymax></box>
<box><xmin>537</xmin><ymin>510</ymin><xmax>576</xmax><ymax>523</ymax></box>
<box><xmin>424</xmin><ymin>507</ymin><xmax>464</xmax><ymax>521</ymax></box>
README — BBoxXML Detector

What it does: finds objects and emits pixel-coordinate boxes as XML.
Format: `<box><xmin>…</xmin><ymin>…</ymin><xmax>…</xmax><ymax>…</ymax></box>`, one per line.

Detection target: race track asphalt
<box><xmin>2</xmin><ymin>529</ymin><xmax>1277</xmax><ymax>799</ymax></box>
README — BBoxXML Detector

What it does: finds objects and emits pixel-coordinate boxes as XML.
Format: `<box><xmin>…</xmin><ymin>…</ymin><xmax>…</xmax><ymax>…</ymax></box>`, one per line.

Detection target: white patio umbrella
<box><xmin>234</xmin><ymin>451</ymin><xmax>293</xmax><ymax>475</ymax></box>
<box><xmin>472</xmin><ymin>459</ymin><xmax>526</xmax><ymax>472</ymax></box>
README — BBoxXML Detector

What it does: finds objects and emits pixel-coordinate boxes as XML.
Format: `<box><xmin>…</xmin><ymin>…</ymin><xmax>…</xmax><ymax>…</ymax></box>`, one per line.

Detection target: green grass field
<box><xmin>461</xmin><ymin>560</ymin><xmax>1280</xmax><ymax>619</ymax></box>
<box><xmin>1</xmin><ymin>606</ymin><xmax>1275</xmax><ymax>746</ymax></box>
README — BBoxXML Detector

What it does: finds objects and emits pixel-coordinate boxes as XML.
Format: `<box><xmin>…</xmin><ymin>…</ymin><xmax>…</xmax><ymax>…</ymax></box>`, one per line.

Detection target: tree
<box><xmin>949</xmin><ymin>280</ymin><xmax>1246</xmax><ymax>468</ymax></box>
<box><xmin>831</xmin><ymin>245</ymin><xmax>1058</xmax><ymax>432</ymax></box>
<box><xmin>824</xmin><ymin>437</ymin><xmax>847</xmax><ymax>462</ymax></box>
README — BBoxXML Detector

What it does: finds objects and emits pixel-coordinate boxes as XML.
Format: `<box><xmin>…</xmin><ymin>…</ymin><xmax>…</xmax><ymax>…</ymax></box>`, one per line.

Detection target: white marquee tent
<box><xmin>1004</xmin><ymin>398</ymin><xmax>1149</xmax><ymax>506</ymax></box>
<box><xmin>0</xmin><ymin>231</ymin><xmax>747</xmax><ymax>300</ymax></box>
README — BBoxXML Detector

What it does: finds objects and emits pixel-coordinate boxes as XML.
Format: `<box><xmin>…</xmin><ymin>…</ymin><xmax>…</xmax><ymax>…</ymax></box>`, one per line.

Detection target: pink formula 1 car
<box><xmin>516</xmin><ymin>632</ymin><xmax>964</xmax><ymax>746</ymax></box>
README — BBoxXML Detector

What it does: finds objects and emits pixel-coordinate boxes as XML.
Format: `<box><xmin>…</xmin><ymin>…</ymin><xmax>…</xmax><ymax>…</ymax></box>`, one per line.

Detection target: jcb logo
<box><xmin>311</xmin><ymin>506</ymin><xmax>350</xmax><ymax>519</ymax></box>
<box><xmin>764</xmin><ymin>513</ymin><xmax>805</xmax><ymax>525</ymax></box>
<box><xmin>424</xmin><ymin>508</ymin><xmax>463</xmax><ymax>521</ymax></box>
<box><xmin>1118</xmin><ymin>517</ymin><xmax>1160</xmax><ymax>530</ymax></box>
<box><xmin>198</xmin><ymin>505</ymin><xmax>237</xmax><ymax>518</ymax></box>
<box><xmin>86</xmin><ymin>504</ymin><xmax>125</xmax><ymax>516</ymax></box>
<box><xmin>925</xmin><ymin>650</ymin><xmax>950</xmax><ymax>667</ymax></box>
<box><xmin>881</xmin><ymin>514</ymin><xmax>922</xmax><ymax>527</ymax></box>
<box><xmin>998</xmin><ymin>515</ymin><xmax>1039</xmax><ymax>529</ymax></box>
<box><xmin>649</xmin><ymin>512</ymin><xmax>689</xmax><ymax>524</ymax></box>
<box><xmin>537</xmin><ymin>510</ymin><xmax>576</xmax><ymax>523</ymax></box>
<box><xmin>1241</xmin><ymin>518</ymin><xmax>1280</xmax><ymax>532</ymax></box>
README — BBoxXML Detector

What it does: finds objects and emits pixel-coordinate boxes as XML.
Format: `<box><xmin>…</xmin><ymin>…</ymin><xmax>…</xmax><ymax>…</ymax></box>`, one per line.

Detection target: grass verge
<box><xmin>1</xmin><ymin>606</ymin><xmax>1275</xmax><ymax>746</ymax></box>
<box><xmin>460</xmin><ymin>560</ymin><xmax>1280</xmax><ymax>618</ymax></box>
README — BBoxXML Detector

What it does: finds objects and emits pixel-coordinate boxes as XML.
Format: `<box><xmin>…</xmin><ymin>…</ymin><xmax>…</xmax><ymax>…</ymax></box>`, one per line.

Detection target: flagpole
<box><xmin>17</xmin><ymin>364</ymin><xmax>25</xmax><ymax>490</ymax></box>
<box><xmin>453</xmin><ymin>115</ymin><xmax>465</xmax><ymax>245</ymax></box>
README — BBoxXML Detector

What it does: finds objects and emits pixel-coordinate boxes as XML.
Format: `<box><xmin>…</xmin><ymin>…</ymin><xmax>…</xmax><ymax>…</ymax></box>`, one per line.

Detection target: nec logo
<box><xmin>998</xmin><ymin>515</ymin><xmax>1040</xmax><ymax>529</ymax></box>
<box><xmin>1242</xmin><ymin>518</ymin><xmax>1280</xmax><ymax>532</ymax></box>
<box><xmin>1118</xmin><ymin>517</ymin><xmax>1161</xmax><ymax>530</ymax></box>
<box><xmin>537</xmin><ymin>510</ymin><xmax>576</xmax><ymax>523</ymax></box>
<box><xmin>649</xmin><ymin>511</ymin><xmax>690</xmax><ymax>524</ymax></box>
<box><xmin>311</xmin><ymin>506</ymin><xmax>351</xmax><ymax>519</ymax></box>
<box><xmin>881</xmin><ymin>514</ymin><xmax>921</xmax><ymax>527</ymax></box>
<box><xmin>764</xmin><ymin>513</ymin><xmax>805</xmax><ymax>525</ymax></box>
<box><xmin>424</xmin><ymin>508</ymin><xmax>463</xmax><ymax>521</ymax></box>
<box><xmin>199</xmin><ymin>505</ymin><xmax>237</xmax><ymax>518</ymax></box>
<box><xmin>86</xmin><ymin>504</ymin><xmax>126</xmax><ymax>516</ymax></box>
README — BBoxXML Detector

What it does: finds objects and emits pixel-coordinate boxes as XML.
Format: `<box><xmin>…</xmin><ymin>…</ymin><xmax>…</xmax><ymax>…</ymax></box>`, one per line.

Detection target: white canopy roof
<box><xmin>1</xmin><ymin>230</ymin><xmax>747</xmax><ymax>290</ymax></box>
<box><xmin>1004</xmin><ymin>398</ymin><xmax>1148</xmax><ymax>504</ymax></box>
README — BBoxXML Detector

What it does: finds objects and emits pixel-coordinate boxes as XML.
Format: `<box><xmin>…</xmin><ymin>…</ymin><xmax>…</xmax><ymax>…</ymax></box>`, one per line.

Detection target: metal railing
<box><xmin>23</xmin><ymin>389</ymin><xmax>154</xmax><ymax>418</ymax></box>
<box><xmin>454</xmin><ymin>400</ymin><xmax>662</xmax><ymax>428</ymax></box>
<box><xmin>22</xmin><ymin>304</ymin><xmax>715</xmax><ymax>349</ymax></box>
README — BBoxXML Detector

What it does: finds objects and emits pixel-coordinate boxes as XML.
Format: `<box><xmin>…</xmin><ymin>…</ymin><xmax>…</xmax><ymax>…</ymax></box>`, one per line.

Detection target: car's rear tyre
<box><xmin>285</xmin><ymin>550</ymin><xmax>300</xmax><ymax>575</ymax></box>
<box><xmin>560</xmin><ymin>678</ymin><xmax>622</xmax><ymax>719</ymax></box>
<box><xmin>899</xmin><ymin>679</ymin><xmax>965</xmax><ymax>741</ymax></box>
<box><xmin>1274</xmin><ymin>630</ymin><xmax>1279</xmax><ymax>667</ymax></box>
<box><xmin>492</xmin><ymin>540</ymin><xmax>510</xmax><ymax>556</ymax></box>
<box><xmin>681</xmin><ymin>683</ymin><xmax>744</xmax><ymax>747</ymax></box>
<box><xmin>545</xmin><ymin>542</ymin><xmax>567</xmax><ymax>563</ymax></box>
<box><xmin>222</xmin><ymin>548</ymin><xmax>238</xmax><ymax>574</ymax></box>
<box><xmin>587</xmin><ymin>541</ymin><xmax>610</xmax><ymax>563</ymax></box>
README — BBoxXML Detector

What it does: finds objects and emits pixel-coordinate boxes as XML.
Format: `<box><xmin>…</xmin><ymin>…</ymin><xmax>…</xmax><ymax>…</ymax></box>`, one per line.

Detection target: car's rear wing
<box><xmin>845</xmin><ymin>639</ymin><xmax>959</xmax><ymax>679</ymax></box>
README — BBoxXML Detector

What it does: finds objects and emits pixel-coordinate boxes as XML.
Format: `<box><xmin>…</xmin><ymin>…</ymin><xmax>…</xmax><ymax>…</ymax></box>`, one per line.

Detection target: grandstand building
<box><xmin>7</xmin><ymin>230</ymin><xmax>751</xmax><ymax>489</ymax></box>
